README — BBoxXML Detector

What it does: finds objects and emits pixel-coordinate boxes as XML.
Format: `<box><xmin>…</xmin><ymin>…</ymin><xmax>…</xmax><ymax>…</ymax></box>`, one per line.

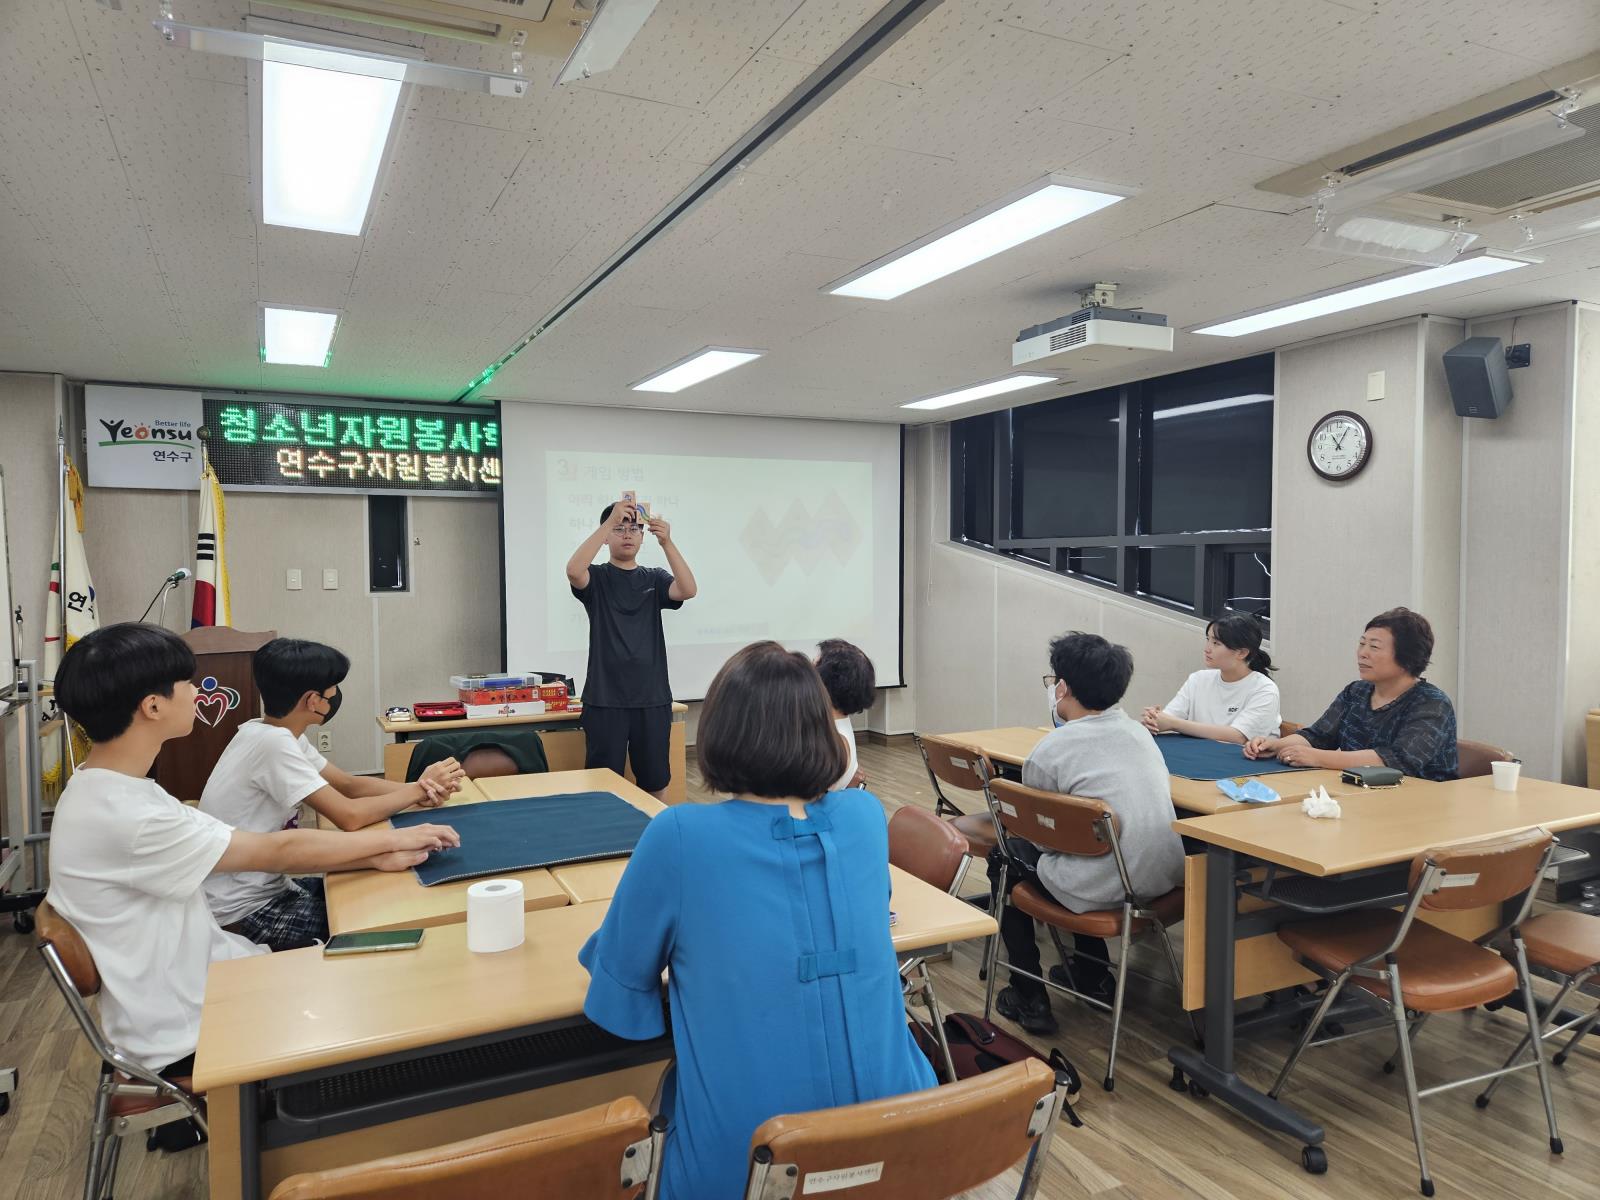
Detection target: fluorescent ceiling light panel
<box><xmin>262</xmin><ymin>50</ymin><xmax>402</xmax><ymax>236</ymax></box>
<box><xmin>262</xmin><ymin>306</ymin><xmax>339</xmax><ymax>366</ymax></box>
<box><xmin>631</xmin><ymin>348</ymin><xmax>761</xmax><ymax>393</ymax></box>
<box><xmin>1155</xmin><ymin>394</ymin><xmax>1274</xmax><ymax>420</ymax></box>
<box><xmin>830</xmin><ymin>176</ymin><xmax>1131</xmax><ymax>300</ymax></box>
<box><xmin>1192</xmin><ymin>250</ymin><xmax>1535</xmax><ymax>338</ymax></box>
<box><xmin>901</xmin><ymin>374</ymin><xmax>1057</xmax><ymax>411</ymax></box>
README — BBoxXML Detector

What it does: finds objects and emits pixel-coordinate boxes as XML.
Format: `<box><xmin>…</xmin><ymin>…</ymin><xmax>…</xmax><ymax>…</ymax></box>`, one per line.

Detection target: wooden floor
<box><xmin>2</xmin><ymin>739</ymin><xmax>1596</xmax><ymax>1199</ymax></box>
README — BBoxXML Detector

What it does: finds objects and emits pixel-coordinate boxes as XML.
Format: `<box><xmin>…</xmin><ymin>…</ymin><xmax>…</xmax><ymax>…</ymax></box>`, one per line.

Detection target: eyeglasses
<box><xmin>1042</xmin><ymin>674</ymin><xmax>1058</xmax><ymax>689</ymax></box>
<box><xmin>611</xmin><ymin>522</ymin><xmax>643</xmax><ymax>534</ymax></box>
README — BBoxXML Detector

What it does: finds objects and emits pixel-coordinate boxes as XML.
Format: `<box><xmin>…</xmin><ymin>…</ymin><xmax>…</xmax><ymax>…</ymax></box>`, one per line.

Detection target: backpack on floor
<box><xmin>914</xmin><ymin>1012</ymin><xmax>1083</xmax><ymax>1125</ymax></box>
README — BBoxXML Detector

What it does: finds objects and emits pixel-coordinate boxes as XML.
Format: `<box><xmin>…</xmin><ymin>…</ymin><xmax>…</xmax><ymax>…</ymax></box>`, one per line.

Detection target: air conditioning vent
<box><xmin>258</xmin><ymin>1</ymin><xmax>576</xmax><ymax>51</ymax></box>
<box><xmin>1414</xmin><ymin>103</ymin><xmax>1600</xmax><ymax>211</ymax></box>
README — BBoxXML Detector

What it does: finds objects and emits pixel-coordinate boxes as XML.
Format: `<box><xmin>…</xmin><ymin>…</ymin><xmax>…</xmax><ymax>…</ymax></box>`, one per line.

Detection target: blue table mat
<box><xmin>391</xmin><ymin>791</ymin><xmax>651</xmax><ymax>887</ymax></box>
<box><xmin>1154</xmin><ymin>735</ymin><xmax>1311</xmax><ymax>781</ymax></box>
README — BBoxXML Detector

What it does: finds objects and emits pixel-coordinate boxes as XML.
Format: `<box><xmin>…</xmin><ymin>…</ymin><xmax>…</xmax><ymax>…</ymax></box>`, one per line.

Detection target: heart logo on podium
<box><xmin>194</xmin><ymin>675</ymin><xmax>241</xmax><ymax>728</ymax></box>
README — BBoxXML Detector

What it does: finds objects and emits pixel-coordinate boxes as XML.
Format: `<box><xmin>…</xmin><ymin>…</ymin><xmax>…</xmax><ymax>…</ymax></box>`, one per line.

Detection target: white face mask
<box><xmin>1047</xmin><ymin>684</ymin><xmax>1065</xmax><ymax>728</ymax></box>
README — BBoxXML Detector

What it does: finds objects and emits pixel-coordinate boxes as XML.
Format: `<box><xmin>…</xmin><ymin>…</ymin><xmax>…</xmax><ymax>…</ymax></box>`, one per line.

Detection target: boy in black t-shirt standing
<box><xmin>565</xmin><ymin>496</ymin><xmax>698</xmax><ymax>801</ymax></box>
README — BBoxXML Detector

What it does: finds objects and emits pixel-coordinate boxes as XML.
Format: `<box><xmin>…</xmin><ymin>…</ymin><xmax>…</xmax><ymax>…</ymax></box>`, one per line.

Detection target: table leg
<box><xmin>1168</xmin><ymin>845</ymin><xmax>1325</xmax><ymax>1153</ymax></box>
<box><xmin>240</xmin><ymin>1082</ymin><xmax>261</xmax><ymax>1200</ymax></box>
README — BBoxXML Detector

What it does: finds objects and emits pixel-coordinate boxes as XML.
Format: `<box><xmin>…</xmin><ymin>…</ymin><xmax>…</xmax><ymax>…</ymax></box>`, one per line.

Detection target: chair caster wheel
<box><xmin>1552</xmin><ymin>1052</ymin><xmax>1568</xmax><ymax>1068</ymax></box>
<box><xmin>1168</xmin><ymin>1067</ymin><xmax>1188</xmax><ymax>1093</ymax></box>
<box><xmin>1102</xmin><ymin>1076</ymin><xmax>1114</xmax><ymax>1092</ymax></box>
<box><xmin>12</xmin><ymin>910</ymin><xmax>33</xmax><ymax>935</ymax></box>
<box><xmin>1475</xmin><ymin>1093</ymin><xmax>1490</xmax><ymax>1109</ymax></box>
<box><xmin>1301</xmin><ymin>1145</ymin><xmax>1326</xmax><ymax>1174</ymax></box>
<box><xmin>1383</xmin><ymin>1060</ymin><xmax>1396</xmax><ymax>1074</ymax></box>
<box><xmin>1420</xmin><ymin>1177</ymin><xmax>1435</xmax><ymax>1197</ymax></box>
<box><xmin>1188</xmin><ymin>1080</ymin><xmax>1208</xmax><ymax>1099</ymax></box>
<box><xmin>1551</xmin><ymin>1136</ymin><xmax>1563</xmax><ymax>1155</ymax></box>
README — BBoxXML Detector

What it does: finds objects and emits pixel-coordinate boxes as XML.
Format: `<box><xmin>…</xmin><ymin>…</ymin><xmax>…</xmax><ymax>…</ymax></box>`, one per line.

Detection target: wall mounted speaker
<box><xmin>1443</xmin><ymin>336</ymin><xmax>1513</xmax><ymax>418</ymax></box>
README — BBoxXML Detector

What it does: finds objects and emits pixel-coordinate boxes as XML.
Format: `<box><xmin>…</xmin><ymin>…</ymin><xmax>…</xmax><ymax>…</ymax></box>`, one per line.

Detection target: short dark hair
<box><xmin>1364</xmin><ymin>607</ymin><xmax>1434</xmax><ymax>677</ymax></box>
<box><xmin>54</xmin><ymin>622</ymin><xmax>196</xmax><ymax>742</ymax></box>
<box><xmin>1049</xmin><ymin>631</ymin><xmax>1134</xmax><ymax>711</ymax></box>
<box><xmin>815</xmin><ymin>639</ymin><xmax>875</xmax><ymax>715</ymax></box>
<box><xmin>1207</xmin><ymin>614</ymin><xmax>1274</xmax><ymax>674</ymax></box>
<box><xmin>599</xmin><ymin>502</ymin><xmax>643</xmax><ymax>526</ymax></box>
<box><xmin>698</xmin><ymin>641</ymin><xmax>847</xmax><ymax>801</ymax></box>
<box><xmin>254</xmin><ymin>638</ymin><xmax>350</xmax><ymax>718</ymax></box>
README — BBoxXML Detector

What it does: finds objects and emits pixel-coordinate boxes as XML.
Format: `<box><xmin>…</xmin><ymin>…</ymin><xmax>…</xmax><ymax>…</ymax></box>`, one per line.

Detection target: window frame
<box><xmin>948</xmin><ymin>357</ymin><xmax>1272</xmax><ymax>625</ymax></box>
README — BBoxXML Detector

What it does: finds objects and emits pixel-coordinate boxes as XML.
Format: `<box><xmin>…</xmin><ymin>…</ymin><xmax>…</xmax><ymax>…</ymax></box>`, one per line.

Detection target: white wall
<box><xmin>1272</xmin><ymin>317</ymin><xmax>1463</xmax><ymax>722</ymax></box>
<box><xmin>1568</xmin><ymin>305</ymin><xmax>1600</xmax><ymax>782</ymax></box>
<box><xmin>1457</xmin><ymin>304</ymin><xmax>1579</xmax><ymax>777</ymax></box>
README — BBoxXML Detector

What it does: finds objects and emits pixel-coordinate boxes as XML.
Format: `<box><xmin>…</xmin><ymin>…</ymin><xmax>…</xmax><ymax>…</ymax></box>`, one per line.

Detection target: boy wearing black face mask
<box><xmin>199</xmin><ymin>638</ymin><xmax>465</xmax><ymax>950</ymax></box>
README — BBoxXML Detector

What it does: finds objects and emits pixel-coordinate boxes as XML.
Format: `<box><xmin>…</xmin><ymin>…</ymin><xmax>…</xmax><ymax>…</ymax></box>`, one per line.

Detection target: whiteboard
<box><xmin>0</xmin><ymin>468</ymin><xmax>15</xmax><ymax>696</ymax></box>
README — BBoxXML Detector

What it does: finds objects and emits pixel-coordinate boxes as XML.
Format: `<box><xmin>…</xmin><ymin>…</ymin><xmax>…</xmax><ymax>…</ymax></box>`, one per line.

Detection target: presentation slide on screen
<box><xmin>501</xmin><ymin>403</ymin><xmax>902</xmax><ymax>699</ymax></box>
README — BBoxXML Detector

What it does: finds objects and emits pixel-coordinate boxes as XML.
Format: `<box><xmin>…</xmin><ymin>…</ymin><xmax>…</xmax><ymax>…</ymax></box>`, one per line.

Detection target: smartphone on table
<box><xmin>322</xmin><ymin>929</ymin><xmax>425</xmax><ymax>957</ymax></box>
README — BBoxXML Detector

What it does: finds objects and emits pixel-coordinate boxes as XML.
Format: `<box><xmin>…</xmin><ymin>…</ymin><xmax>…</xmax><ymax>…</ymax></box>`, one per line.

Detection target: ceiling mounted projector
<box><xmin>1013</xmin><ymin>284</ymin><xmax>1173</xmax><ymax>369</ymax></box>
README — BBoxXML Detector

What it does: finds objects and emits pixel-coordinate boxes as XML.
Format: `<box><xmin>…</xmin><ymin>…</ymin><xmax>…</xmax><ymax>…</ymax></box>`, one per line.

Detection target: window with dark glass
<box><xmin>945</xmin><ymin>354</ymin><xmax>1273</xmax><ymax>623</ymax></box>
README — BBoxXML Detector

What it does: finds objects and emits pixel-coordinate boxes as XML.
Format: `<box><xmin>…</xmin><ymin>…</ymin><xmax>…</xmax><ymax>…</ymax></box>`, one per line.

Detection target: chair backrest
<box><xmin>987</xmin><ymin>777</ymin><xmax>1112</xmax><ymax>858</ymax></box>
<box><xmin>744</xmin><ymin>1059</ymin><xmax>1061</xmax><ymax>1200</ymax></box>
<box><xmin>1455</xmin><ymin>738</ymin><xmax>1514</xmax><ymax>780</ymax></box>
<box><xmin>913</xmin><ymin>735</ymin><xmax>993</xmax><ymax>794</ymax></box>
<box><xmin>268</xmin><ymin>1098</ymin><xmax>662</xmax><ymax>1200</ymax></box>
<box><xmin>887</xmin><ymin>806</ymin><xmax>970</xmax><ymax>894</ymax></box>
<box><xmin>461</xmin><ymin>746</ymin><xmax>520</xmax><ymax>779</ymax></box>
<box><xmin>1278</xmin><ymin>720</ymin><xmax>1302</xmax><ymax>738</ymax></box>
<box><xmin>1411</xmin><ymin>827</ymin><xmax>1552</xmax><ymax>912</ymax></box>
<box><xmin>36</xmin><ymin>899</ymin><xmax>100</xmax><ymax>996</ymax></box>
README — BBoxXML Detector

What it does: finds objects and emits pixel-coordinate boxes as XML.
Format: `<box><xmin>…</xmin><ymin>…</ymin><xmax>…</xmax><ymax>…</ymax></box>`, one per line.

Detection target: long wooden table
<box><xmin>321</xmin><ymin>769</ymin><xmax>659</xmax><ymax>935</ymax></box>
<box><xmin>377</xmin><ymin>702</ymin><xmax>690</xmax><ymax>804</ymax></box>
<box><xmin>199</xmin><ymin>773</ymin><xmax>996</xmax><ymax>1199</ymax></box>
<box><xmin>1168</xmin><ymin>773</ymin><xmax>1600</xmax><ymax>1170</ymax></box>
<box><xmin>935</xmin><ymin>725</ymin><xmax>1351</xmax><ymax>815</ymax></box>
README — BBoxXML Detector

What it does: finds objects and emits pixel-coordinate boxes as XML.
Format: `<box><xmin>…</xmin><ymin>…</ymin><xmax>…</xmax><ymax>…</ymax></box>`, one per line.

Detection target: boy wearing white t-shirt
<box><xmin>202</xmin><ymin>638</ymin><xmax>465</xmax><ymax>950</ymax></box>
<box><xmin>1141</xmin><ymin>615</ymin><xmax>1281</xmax><ymax>744</ymax></box>
<box><xmin>816</xmin><ymin>639</ymin><xmax>874</xmax><ymax>792</ymax></box>
<box><xmin>48</xmin><ymin>623</ymin><xmax>459</xmax><ymax>1080</ymax></box>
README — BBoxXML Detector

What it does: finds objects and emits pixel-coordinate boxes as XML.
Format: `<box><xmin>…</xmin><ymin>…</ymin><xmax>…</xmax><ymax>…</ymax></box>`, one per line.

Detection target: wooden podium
<box><xmin>153</xmin><ymin>626</ymin><xmax>276</xmax><ymax>802</ymax></box>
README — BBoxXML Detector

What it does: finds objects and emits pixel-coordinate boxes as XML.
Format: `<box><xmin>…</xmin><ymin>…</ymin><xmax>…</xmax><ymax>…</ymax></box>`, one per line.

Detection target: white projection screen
<box><xmin>501</xmin><ymin>402</ymin><xmax>904</xmax><ymax>700</ymax></box>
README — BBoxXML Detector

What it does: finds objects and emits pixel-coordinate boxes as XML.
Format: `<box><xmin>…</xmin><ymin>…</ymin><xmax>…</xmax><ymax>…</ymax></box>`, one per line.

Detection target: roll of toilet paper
<box><xmin>466</xmin><ymin>878</ymin><xmax>525</xmax><ymax>953</ymax></box>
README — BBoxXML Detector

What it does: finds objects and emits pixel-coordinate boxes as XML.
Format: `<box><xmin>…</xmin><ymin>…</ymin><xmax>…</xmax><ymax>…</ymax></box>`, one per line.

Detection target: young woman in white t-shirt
<box><xmin>1141</xmin><ymin>614</ymin><xmax>1281</xmax><ymax>743</ymax></box>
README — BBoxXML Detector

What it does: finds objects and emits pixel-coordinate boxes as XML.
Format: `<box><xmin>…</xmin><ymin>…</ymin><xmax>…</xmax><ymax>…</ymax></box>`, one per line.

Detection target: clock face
<box><xmin>1307</xmin><ymin>410</ymin><xmax>1372</xmax><ymax>481</ymax></box>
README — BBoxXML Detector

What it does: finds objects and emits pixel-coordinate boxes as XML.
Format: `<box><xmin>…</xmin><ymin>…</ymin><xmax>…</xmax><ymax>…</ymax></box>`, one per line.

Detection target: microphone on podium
<box><xmin>139</xmin><ymin>567</ymin><xmax>194</xmax><ymax>624</ymax></box>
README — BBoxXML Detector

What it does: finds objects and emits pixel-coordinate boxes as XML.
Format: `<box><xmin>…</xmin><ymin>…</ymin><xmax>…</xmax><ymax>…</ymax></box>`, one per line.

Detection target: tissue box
<box><xmin>463</xmin><ymin>700</ymin><xmax>546</xmax><ymax>719</ymax></box>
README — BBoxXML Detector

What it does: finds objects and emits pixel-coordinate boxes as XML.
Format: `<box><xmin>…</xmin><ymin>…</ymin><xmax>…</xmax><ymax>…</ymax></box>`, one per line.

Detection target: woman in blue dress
<box><xmin>579</xmin><ymin>640</ymin><xmax>936</xmax><ymax>1199</ymax></box>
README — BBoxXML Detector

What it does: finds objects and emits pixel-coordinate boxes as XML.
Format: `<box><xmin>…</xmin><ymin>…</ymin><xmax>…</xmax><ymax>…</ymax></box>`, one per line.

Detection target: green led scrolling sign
<box><xmin>202</xmin><ymin>398</ymin><xmax>500</xmax><ymax>495</ymax></box>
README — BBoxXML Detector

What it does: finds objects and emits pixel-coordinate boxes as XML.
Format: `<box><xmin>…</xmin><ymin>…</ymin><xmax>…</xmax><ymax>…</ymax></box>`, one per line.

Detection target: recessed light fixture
<box><xmin>262</xmin><ymin>46</ymin><xmax>404</xmax><ymax>236</ymax></box>
<box><xmin>829</xmin><ymin>175</ymin><xmax>1133</xmax><ymax>301</ymax></box>
<box><xmin>901</xmin><ymin>374</ymin><xmax>1058</xmax><ymax>412</ymax></box>
<box><xmin>1307</xmin><ymin>213</ymin><xmax>1476</xmax><ymax>266</ymax></box>
<box><xmin>631</xmin><ymin>348</ymin><xmax>762</xmax><ymax>393</ymax></box>
<box><xmin>262</xmin><ymin>305</ymin><xmax>339</xmax><ymax>366</ymax></box>
<box><xmin>1191</xmin><ymin>249</ymin><xmax>1536</xmax><ymax>338</ymax></box>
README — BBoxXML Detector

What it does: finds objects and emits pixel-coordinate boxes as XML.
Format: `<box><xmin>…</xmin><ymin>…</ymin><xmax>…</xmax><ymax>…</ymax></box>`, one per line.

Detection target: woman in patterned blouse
<box><xmin>1244</xmin><ymin>607</ymin><xmax>1458</xmax><ymax>781</ymax></box>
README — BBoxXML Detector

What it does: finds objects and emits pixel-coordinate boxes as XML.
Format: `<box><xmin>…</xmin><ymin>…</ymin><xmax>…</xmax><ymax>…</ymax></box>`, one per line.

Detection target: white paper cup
<box><xmin>1490</xmin><ymin>760</ymin><xmax>1521</xmax><ymax>792</ymax></box>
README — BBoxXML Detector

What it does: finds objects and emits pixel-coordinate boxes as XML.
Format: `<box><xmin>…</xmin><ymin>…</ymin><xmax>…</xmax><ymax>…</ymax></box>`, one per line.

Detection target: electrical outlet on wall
<box><xmin>316</xmin><ymin>729</ymin><xmax>332</xmax><ymax>753</ymax></box>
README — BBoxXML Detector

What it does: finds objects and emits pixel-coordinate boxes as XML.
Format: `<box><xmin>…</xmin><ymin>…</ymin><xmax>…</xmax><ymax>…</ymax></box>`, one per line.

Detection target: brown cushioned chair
<box><xmin>1455</xmin><ymin>737</ymin><xmax>1514</xmax><ymax>780</ymax></box>
<box><xmin>35</xmin><ymin>900</ymin><xmax>209</xmax><ymax>1200</ymax></box>
<box><xmin>1269</xmin><ymin>829</ymin><xmax>1562</xmax><ymax>1197</ymax></box>
<box><xmin>888</xmin><ymin>806</ymin><xmax>972</xmax><ymax>1083</ymax></box>
<box><xmin>982</xmin><ymin>777</ymin><xmax>1192</xmax><ymax>1092</ymax></box>
<box><xmin>912</xmin><ymin>734</ymin><xmax>1003</xmax><ymax>976</ymax></box>
<box><xmin>1477</xmin><ymin>908</ymin><xmax>1600</xmax><ymax>1106</ymax></box>
<box><xmin>268</xmin><ymin>1097</ymin><xmax>665</xmax><ymax>1199</ymax></box>
<box><xmin>742</xmin><ymin>1059</ymin><xmax>1069</xmax><ymax>1200</ymax></box>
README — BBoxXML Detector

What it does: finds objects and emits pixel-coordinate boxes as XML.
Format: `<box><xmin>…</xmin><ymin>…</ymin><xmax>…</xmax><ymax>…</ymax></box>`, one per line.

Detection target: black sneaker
<box><xmin>1048</xmin><ymin>962</ymin><xmax>1116</xmax><ymax>1003</ymax></box>
<box><xmin>995</xmin><ymin>985</ymin><xmax>1058</xmax><ymax>1035</ymax></box>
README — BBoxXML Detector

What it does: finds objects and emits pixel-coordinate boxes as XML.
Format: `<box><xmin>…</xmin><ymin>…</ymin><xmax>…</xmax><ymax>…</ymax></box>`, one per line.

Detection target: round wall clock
<box><xmin>1307</xmin><ymin>410</ymin><xmax>1373</xmax><ymax>481</ymax></box>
